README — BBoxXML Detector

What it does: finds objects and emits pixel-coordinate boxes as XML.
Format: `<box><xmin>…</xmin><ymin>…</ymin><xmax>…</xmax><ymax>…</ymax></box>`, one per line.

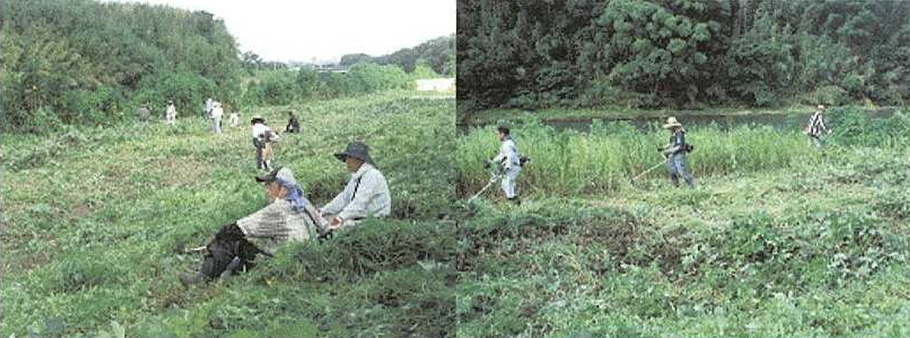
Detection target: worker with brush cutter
<box><xmin>658</xmin><ymin>117</ymin><xmax>695</xmax><ymax>188</ymax></box>
<box><xmin>804</xmin><ymin>104</ymin><xmax>833</xmax><ymax>148</ymax></box>
<box><xmin>483</xmin><ymin>126</ymin><xmax>526</xmax><ymax>205</ymax></box>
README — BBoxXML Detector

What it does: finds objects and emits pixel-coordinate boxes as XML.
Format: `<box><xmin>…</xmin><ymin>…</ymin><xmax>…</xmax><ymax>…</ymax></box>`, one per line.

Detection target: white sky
<box><xmin>102</xmin><ymin>0</ymin><xmax>455</xmax><ymax>63</ymax></box>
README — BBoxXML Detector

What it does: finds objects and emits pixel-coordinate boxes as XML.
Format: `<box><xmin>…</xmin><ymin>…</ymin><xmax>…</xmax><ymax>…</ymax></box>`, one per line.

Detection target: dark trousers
<box><xmin>200</xmin><ymin>223</ymin><xmax>263</xmax><ymax>280</ymax></box>
<box><xmin>667</xmin><ymin>153</ymin><xmax>695</xmax><ymax>187</ymax></box>
<box><xmin>253</xmin><ymin>139</ymin><xmax>265</xmax><ymax>169</ymax></box>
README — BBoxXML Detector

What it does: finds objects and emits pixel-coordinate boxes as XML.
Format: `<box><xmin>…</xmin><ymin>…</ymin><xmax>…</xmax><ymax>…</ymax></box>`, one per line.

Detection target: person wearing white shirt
<box><xmin>250</xmin><ymin>115</ymin><xmax>273</xmax><ymax>170</ymax></box>
<box><xmin>204</xmin><ymin>97</ymin><xmax>213</xmax><ymax>117</ymax></box>
<box><xmin>320</xmin><ymin>141</ymin><xmax>391</xmax><ymax>231</ymax></box>
<box><xmin>165</xmin><ymin>100</ymin><xmax>177</xmax><ymax>124</ymax></box>
<box><xmin>210</xmin><ymin>101</ymin><xmax>223</xmax><ymax>134</ymax></box>
<box><xmin>485</xmin><ymin>126</ymin><xmax>521</xmax><ymax>205</ymax></box>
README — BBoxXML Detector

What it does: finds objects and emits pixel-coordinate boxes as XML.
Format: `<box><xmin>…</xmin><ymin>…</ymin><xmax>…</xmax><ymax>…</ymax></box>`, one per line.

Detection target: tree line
<box><xmin>339</xmin><ymin>35</ymin><xmax>456</xmax><ymax>77</ymax></box>
<box><xmin>457</xmin><ymin>0</ymin><xmax>910</xmax><ymax>110</ymax></box>
<box><xmin>0</xmin><ymin>0</ymin><xmax>243</xmax><ymax>132</ymax></box>
<box><xmin>0</xmin><ymin>0</ymin><xmax>451</xmax><ymax>133</ymax></box>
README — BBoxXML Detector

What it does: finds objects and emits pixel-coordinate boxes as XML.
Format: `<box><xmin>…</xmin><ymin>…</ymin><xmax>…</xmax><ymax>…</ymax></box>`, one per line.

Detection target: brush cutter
<box><xmin>630</xmin><ymin>158</ymin><xmax>668</xmax><ymax>182</ymax></box>
<box><xmin>467</xmin><ymin>169</ymin><xmax>504</xmax><ymax>203</ymax></box>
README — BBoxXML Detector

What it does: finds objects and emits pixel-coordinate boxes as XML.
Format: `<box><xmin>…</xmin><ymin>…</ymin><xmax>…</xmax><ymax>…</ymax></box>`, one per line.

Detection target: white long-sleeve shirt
<box><xmin>251</xmin><ymin>123</ymin><xmax>270</xmax><ymax>139</ymax></box>
<box><xmin>211</xmin><ymin>106</ymin><xmax>223</xmax><ymax>119</ymax></box>
<box><xmin>493</xmin><ymin>137</ymin><xmax>520</xmax><ymax>170</ymax></box>
<box><xmin>165</xmin><ymin>105</ymin><xmax>177</xmax><ymax>119</ymax></box>
<box><xmin>321</xmin><ymin>163</ymin><xmax>391</xmax><ymax>220</ymax></box>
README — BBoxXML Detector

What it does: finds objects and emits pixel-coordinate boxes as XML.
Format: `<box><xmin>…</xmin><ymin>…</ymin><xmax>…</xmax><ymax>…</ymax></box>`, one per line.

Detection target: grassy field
<box><xmin>456</xmin><ymin>109</ymin><xmax>909</xmax><ymax>337</ymax></box>
<box><xmin>0</xmin><ymin>91</ymin><xmax>455</xmax><ymax>337</ymax></box>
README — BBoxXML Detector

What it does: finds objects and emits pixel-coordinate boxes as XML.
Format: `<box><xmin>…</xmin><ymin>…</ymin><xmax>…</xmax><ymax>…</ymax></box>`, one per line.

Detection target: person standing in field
<box><xmin>138</xmin><ymin>103</ymin><xmax>150</xmax><ymax>123</ymax></box>
<box><xmin>251</xmin><ymin>115</ymin><xmax>279</xmax><ymax>170</ymax></box>
<box><xmin>485</xmin><ymin>126</ymin><xmax>522</xmax><ymax>205</ymax></box>
<box><xmin>204</xmin><ymin>97</ymin><xmax>213</xmax><ymax>118</ymax></box>
<box><xmin>659</xmin><ymin>117</ymin><xmax>695</xmax><ymax>188</ymax></box>
<box><xmin>165</xmin><ymin>100</ymin><xmax>177</xmax><ymax>124</ymax></box>
<box><xmin>285</xmin><ymin>110</ymin><xmax>301</xmax><ymax>133</ymax></box>
<box><xmin>229</xmin><ymin>110</ymin><xmax>239</xmax><ymax>127</ymax></box>
<box><xmin>804</xmin><ymin>104</ymin><xmax>832</xmax><ymax>147</ymax></box>
<box><xmin>210</xmin><ymin>101</ymin><xmax>223</xmax><ymax>134</ymax></box>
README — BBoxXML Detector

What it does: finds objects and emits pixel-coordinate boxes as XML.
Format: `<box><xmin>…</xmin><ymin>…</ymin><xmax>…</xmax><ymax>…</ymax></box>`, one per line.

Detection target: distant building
<box><xmin>315</xmin><ymin>64</ymin><xmax>349</xmax><ymax>74</ymax></box>
<box><xmin>416</xmin><ymin>78</ymin><xmax>455</xmax><ymax>92</ymax></box>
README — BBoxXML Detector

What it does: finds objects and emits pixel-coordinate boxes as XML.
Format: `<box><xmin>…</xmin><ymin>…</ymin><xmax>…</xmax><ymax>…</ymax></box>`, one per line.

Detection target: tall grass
<box><xmin>458</xmin><ymin>119</ymin><xmax>821</xmax><ymax>196</ymax></box>
<box><xmin>457</xmin><ymin>145</ymin><xmax>910</xmax><ymax>337</ymax></box>
<box><xmin>459</xmin><ymin>106</ymin><xmax>909</xmax><ymax>197</ymax></box>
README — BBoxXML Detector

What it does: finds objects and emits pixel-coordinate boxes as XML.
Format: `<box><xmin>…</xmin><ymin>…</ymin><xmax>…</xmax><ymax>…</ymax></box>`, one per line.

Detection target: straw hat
<box><xmin>817</xmin><ymin>105</ymin><xmax>826</xmax><ymax>110</ymax></box>
<box><xmin>662</xmin><ymin>117</ymin><xmax>683</xmax><ymax>129</ymax></box>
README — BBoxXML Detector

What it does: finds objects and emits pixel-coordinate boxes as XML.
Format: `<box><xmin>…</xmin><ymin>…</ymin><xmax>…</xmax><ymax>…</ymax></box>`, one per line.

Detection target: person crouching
<box><xmin>179</xmin><ymin>167</ymin><xmax>322</xmax><ymax>285</ymax></box>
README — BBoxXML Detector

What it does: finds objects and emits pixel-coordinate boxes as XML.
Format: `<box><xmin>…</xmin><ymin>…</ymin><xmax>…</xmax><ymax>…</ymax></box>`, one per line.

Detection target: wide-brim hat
<box><xmin>250</xmin><ymin>115</ymin><xmax>265</xmax><ymax>124</ymax></box>
<box><xmin>333</xmin><ymin>141</ymin><xmax>375</xmax><ymax>167</ymax></box>
<box><xmin>663</xmin><ymin>117</ymin><xmax>683</xmax><ymax>129</ymax></box>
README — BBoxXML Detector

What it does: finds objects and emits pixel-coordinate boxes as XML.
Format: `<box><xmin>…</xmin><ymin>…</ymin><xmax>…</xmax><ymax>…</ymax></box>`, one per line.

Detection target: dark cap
<box><xmin>333</xmin><ymin>141</ymin><xmax>375</xmax><ymax>167</ymax></box>
<box><xmin>255</xmin><ymin>166</ymin><xmax>284</xmax><ymax>183</ymax></box>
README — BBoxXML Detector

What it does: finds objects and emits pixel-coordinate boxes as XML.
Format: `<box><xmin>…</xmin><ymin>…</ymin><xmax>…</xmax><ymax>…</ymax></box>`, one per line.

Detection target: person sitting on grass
<box><xmin>658</xmin><ymin>117</ymin><xmax>695</xmax><ymax>188</ymax></box>
<box><xmin>178</xmin><ymin>143</ymin><xmax>391</xmax><ymax>285</ymax></box>
<box><xmin>319</xmin><ymin>141</ymin><xmax>391</xmax><ymax>231</ymax></box>
<box><xmin>179</xmin><ymin>167</ymin><xmax>324</xmax><ymax>286</ymax></box>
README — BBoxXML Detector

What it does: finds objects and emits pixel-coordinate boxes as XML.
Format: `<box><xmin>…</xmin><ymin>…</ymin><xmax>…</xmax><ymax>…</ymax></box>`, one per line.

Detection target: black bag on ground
<box><xmin>200</xmin><ymin>223</ymin><xmax>265</xmax><ymax>280</ymax></box>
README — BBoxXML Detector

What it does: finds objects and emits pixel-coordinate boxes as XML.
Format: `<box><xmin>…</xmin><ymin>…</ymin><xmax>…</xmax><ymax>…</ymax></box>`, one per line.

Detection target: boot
<box><xmin>179</xmin><ymin>271</ymin><xmax>209</xmax><ymax>286</ymax></box>
<box><xmin>508</xmin><ymin>196</ymin><xmax>521</xmax><ymax>205</ymax></box>
<box><xmin>220</xmin><ymin>257</ymin><xmax>242</xmax><ymax>279</ymax></box>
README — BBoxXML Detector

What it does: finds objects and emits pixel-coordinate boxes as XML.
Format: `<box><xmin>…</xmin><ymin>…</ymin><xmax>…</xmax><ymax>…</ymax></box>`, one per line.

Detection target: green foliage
<box><xmin>0</xmin><ymin>91</ymin><xmax>455</xmax><ymax>338</ymax></box>
<box><xmin>346</xmin><ymin>63</ymin><xmax>414</xmax><ymax>93</ymax></box>
<box><xmin>458</xmin><ymin>119</ymin><xmax>820</xmax><ymax>197</ymax></box>
<box><xmin>341</xmin><ymin>35</ymin><xmax>456</xmax><ymax>76</ymax></box>
<box><xmin>457</xmin><ymin>140</ymin><xmax>909</xmax><ymax>337</ymax></box>
<box><xmin>0</xmin><ymin>0</ymin><xmax>243</xmax><ymax>132</ymax></box>
<box><xmin>458</xmin><ymin>0</ymin><xmax>910</xmax><ymax>109</ymax></box>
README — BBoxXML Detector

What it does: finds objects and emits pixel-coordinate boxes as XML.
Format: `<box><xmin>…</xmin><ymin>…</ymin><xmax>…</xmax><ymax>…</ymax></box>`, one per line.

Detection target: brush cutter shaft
<box><xmin>632</xmin><ymin>159</ymin><xmax>667</xmax><ymax>181</ymax></box>
<box><xmin>467</xmin><ymin>173</ymin><xmax>503</xmax><ymax>202</ymax></box>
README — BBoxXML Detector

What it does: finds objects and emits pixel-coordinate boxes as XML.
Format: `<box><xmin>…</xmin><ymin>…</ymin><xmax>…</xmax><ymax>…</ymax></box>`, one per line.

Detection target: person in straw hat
<box><xmin>319</xmin><ymin>141</ymin><xmax>391</xmax><ymax>232</ymax></box>
<box><xmin>250</xmin><ymin>115</ymin><xmax>280</xmax><ymax>170</ymax></box>
<box><xmin>179</xmin><ymin>167</ymin><xmax>325</xmax><ymax>286</ymax></box>
<box><xmin>658</xmin><ymin>117</ymin><xmax>695</xmax><ymax>187</ymax></box>
<box><xmin>804</xmin><ymin>104</ymin><xmax>832</xmax><ymax>147</ymax></box>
